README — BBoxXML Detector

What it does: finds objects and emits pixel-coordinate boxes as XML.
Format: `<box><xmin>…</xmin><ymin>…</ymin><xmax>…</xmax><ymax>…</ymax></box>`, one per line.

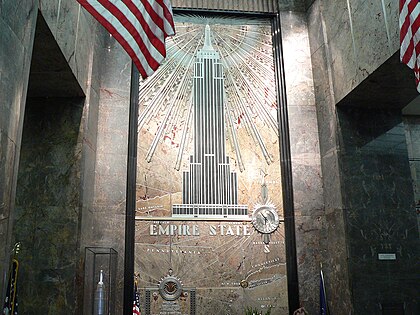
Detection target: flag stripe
<box><xmin>161</xmin><ymin>0</ymin><xmax>176</xmax><ymax>36</ymax></box>
<box><xmin>400</xmin><ymin>0</ymin><xmax>420</xmax><ymax>92</ymax></box>
<box><xmin>124</xmin><ymin>0</ymin><xmax>166</xmax><ymax>53</ymax></box>
<box><xmin>78</xmin><ymin>0</ymin><xmax>175</xmax><ymax>79</ymax></box>
<box><xmin>97</xmin><ymin>0</ymin><xmax>162</xmax><ymax>70</ymax></box>
<box><xmin>78</xmin><ymin>0</ymin><xmax>150</xmax><ymax>77</ymax></box>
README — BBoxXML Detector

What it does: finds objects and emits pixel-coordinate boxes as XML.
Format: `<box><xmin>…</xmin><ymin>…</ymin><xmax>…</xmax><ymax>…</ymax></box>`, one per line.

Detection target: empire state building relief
<box><xmin>135</xmin><ymin>15</ymin><xmax>287</xmax><ymax>315</ymax></box>
<box><xmin>172</xmin><ymin>25</ymin><xmax>248</xmax><ymax>219</ymax></box>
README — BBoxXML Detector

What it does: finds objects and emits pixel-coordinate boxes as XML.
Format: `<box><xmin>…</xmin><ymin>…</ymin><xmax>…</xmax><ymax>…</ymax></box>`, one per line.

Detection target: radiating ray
<box><xmin>137</xmin><ymin>18</ymin><xmax>277</xmax><ymax>169</ymax></box>
<box><xmin>138</xmin><ymin>32</ymin><xmax>203</xmax><ymax>130</ymax></box>
<box><xmin>223</xmin><ymin>68</ymin><xmax>273</xmax><ymax>165</ymax></box>
<box><xmin>225</xmin><ymin>102</ymin><xmax>245</xmax><ymax>171</ymax></box>
<box><xmin>145</xmin><ymin>54</ymin><xmax>196</xmax><ymax>162</ymax></box>
<box><xmin>175</xmin><ymin>98</ymin><xmax>193</xmax><ymax>170</ymax></box>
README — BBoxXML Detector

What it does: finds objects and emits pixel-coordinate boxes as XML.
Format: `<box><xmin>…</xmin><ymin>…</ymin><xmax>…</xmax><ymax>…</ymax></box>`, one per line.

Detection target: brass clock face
<box><xmin>252</xmin><ymin>204</ymin><xmax>279</xmax><ymax>234</ymax></box>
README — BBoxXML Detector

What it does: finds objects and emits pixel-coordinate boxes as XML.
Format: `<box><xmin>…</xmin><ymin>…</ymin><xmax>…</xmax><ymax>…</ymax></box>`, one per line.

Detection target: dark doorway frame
<box><xmin>123</xmin><ymin>10</ymin><xmax>299</xmax><ymax>315</ymax></box>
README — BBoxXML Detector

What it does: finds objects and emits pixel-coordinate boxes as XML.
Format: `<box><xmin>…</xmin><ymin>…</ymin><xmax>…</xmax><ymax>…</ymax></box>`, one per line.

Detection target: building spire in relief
<box><xmin>202</xmin><ymin>24</ymin><xmax>214</xmax><ymax>50</ymax></box>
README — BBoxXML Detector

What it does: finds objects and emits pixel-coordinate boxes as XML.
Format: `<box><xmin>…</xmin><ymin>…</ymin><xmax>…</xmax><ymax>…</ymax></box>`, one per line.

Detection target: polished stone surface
<box><xmin>308</xmin><ymin>0</ymin><xmax>400</xmax><ymax>103</ymax></box>
<box><xmin>338</xmin><ymin>107</ymin><xmax>420</xmax><ymax>314</ymax></box>
<box><xmin>2</xmin><ymin>1</ymin><xmax>418</xmax><ymax>314</ymax></box>
<box><xmin>0</xmin><ymin>0</ymin><xmax>38</xmax><ymax>300</ymax></box>
<box><xmin>27</xmin><ymin>13</ymin><xmax>84</xmax><ymax>98</ymax></box>
<box><xmin>307</xmin><ymin>1</ymin><xmax>353</xmax><ymax>313</ymax></box>
<box><xmin>281</xmin><ymin>11</ymin><xmax>323</xmax><ymax>314</ymax></box>
<box><xmin>14</xmin><ymin>98</ymin><xmax>84</xmax><ymax>314</ymax></box>
<box><xmin>86</xmin><ymin>33</ymin><xmax>131</xmax><ymax>313</ymax></box>
<box><xmin>1</xmin><ymin>1</ymin><xmax>106</xmax><ymax>312</ymax></box>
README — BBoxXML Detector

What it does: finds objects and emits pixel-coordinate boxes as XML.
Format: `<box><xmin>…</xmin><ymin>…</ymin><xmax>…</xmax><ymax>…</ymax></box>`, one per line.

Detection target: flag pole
<box><xmin>320</xmin><ymin>263</ymin><xmax>329</xmax><ymax>315</ymax></box>
<box><xmin>123</xmin><ymin>62</ymin><xmax>140</xmax><ymax>315</ymax></box>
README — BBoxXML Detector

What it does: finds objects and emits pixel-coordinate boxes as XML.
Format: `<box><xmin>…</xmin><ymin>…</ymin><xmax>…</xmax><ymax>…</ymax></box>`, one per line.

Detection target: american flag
<box><xmin>400</xmin><ymin>0</ymin><xmax>420</xmax><ymax>92</ymax></box>
<box><xmin>77</xmin><ymin>0</ymin><xmax>175</xmax><ymax>79</ymax></box>
<box><xmin>133</xmin><ymin>282</ymin><xmax>141</xmax><ymax>315</ymax></box>
<box><xmin>2</xmin><ymin>259</ymin><xmax>19</xmax><ymax>315</ymax></box>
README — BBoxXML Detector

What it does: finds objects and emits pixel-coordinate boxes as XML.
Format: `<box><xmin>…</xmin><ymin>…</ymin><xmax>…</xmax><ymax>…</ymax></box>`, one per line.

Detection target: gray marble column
<box><xmin>280</xmin><ymin>11</ymin><xmax>324</xmax><ymax>315</ymax></box>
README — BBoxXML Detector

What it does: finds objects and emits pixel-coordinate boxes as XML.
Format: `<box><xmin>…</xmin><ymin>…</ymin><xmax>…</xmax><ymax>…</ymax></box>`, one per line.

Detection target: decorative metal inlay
<box><xmin>138</xmin><ymin>14</ymin><xmax>277</xmax><ymax>171</ymax></box>
<box><xmin>189</xmin><ymin>289</ymin><xmax>196</xmax><ymax>315</ymax></box>
<box><xmin>252</xmin><ymin>203</ymin><xmax>279</xmax><ymax>235</ymax></box>
<box><xmin>158</xmin><ymin>270</ymin><xmax>183</xmax><ymax>301</ymax></box>
<box><xmin>145</xmin><ymin>289</ymin><xmax>151</xmax><ymax>315</ymax></box>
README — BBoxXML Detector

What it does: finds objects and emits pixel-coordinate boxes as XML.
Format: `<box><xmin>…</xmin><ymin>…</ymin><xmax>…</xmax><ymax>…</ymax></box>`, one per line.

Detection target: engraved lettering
<box><xmin>226</xmin><ymin>226</ymin><xmax>234</xmax><ymax>235</ymax></box>
<box><xmin>183</xmin><ymin>225</ymin><xmax>191</xmax><ymax>235</ymax></box>
<box><xmin>150</xmin><ymin>224</ymin><xmax>158</xmax><ymax>235</ymax></box>
<box><xmin>209</xmin><ymin>225</ymin><xmax>217</xmax><ymax>236</ymax></box>
<box><xmin>159</xmin><ymin>225</ymin><xmax>170</xmax><ymax>235</ymax></box>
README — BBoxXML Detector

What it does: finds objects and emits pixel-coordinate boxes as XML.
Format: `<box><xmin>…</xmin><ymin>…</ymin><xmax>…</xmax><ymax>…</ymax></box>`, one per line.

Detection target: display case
<box><xmin>84</xmin><ymin>247</ymin><xmax>118</xmax><ymax>315</ymax></box>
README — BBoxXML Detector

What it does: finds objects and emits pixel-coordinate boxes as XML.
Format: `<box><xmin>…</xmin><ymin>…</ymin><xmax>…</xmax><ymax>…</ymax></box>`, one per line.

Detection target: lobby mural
<box><xmin>135</xmin><ymin>14</ymin><xmax>287</xmax><ymax>314</ymax></box>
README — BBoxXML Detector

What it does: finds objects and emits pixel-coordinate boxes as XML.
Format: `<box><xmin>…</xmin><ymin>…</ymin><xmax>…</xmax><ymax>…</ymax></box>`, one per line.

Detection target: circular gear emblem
<box><xmin>159</xmin><ymin>274</ymin><xmax>183</xmax><ymax>301</ymax></box>
<box><xmin>252</xmin><ymin>203</ymin><xmax>280</xmax><ymax>234</ymax></box>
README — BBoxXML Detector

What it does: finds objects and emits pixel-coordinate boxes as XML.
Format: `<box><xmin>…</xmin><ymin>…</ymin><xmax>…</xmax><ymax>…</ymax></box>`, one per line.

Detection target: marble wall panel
<box><xmin>327</xmin><ymin>27</ymin><xmax>358</xmax><ymax>103</ymax></box>
<box><xmin>13</xmin><ymin>97</ymin><xmax>84</xmax><ymax>314</ymax></box>
<box><xmin>403</xmin><ymin>116</ymin><xmax>420</xmax><ymax>235</ymax></box>
<box><xmin>0</xmin><ymin>217</ymin><xmax>8</xmax><ymax>278</ymax></box>
<box><xmin>291</xmin><ymin>159</ymin><xmax>323</xmax><ymax>216</ymax></box>
<box><xmin>383</xmin><ymin>0</ymin><xmax>399</xmax><ymax>52</ymax></box>
<box><xmin>308</xmin><ymin>0</ymin><xmax>399</xmax><ymax>103</ymax></box>
<box><xmin>352</xmin><ymin>277</ymin><xmax>419</xmax><ymax>315</ymax></box>
<box><xmin>1</xmin><ymin>0</ymin><xmax>107</xmax><ymax>312</ymax></box>
<box><xmin>307</xmin><ymin>35</ymin><xmax>338</xmax><ymax>156</ymax></box>
<box><xmin>38</xmin><ymin>0</ymin><xmax>60</xmax><ymax>36</ymax></box>
<box><xmin>81</xmin><ymin>141</ymin><xmax>97</xmax><ymax>207</ymax></box>
<box><xmin>0</xmin><ymin>133</ymin><xmax>16</xmax><ymax>220</ymax></box>
<box><xmin>0</xmin><ymin>19</ymin><xmax>26</xmax><ymax>141</ymax></box>
<box><xmin>281</xmin><ymin>12</ymin><xmax>316</xmax><ymax>107</ymax></box>
<box><xmin>349</xmin><ymin>0</ymin><xmax>392</xmax><ymax>85</ymax></box>
<box><xmin>93</xmin><ymin>170</ymin><xmax>127</xmax><ymax>208</ymax></box>
<box><xmin>320</xmin><ymin>208</ymin><xmax>352</xmax><ymax>315</ymax></box>
<box><xmin>39</xmin><ymin>0</ymin><xmax>100</xmax><ymax>95</ymax></box>
<box><xmin>55</xmin><ymin>1</ymin><xmax>78</xmax><ymax>68</ymax></box>
<box><xmin>73</xmin><ymin>7</ymin><xmax>94</xmax><ymax>93</ymax></box>
<box><xmin>84</xmin><ymin>86</ymin><xmax>100</xmax><ymax>147</ymax></box>
<box><xmin>320</xmin><ymin>151</ymin><xmax>343</xmax><ymax>212</ymax></box>
<box><xmin>306</xmin><ymin>0</ymin><xmax>324</xmax><ymax>54</ymax></box>
<box><xmin>320</xmin><ymin>0</ymin><xmax>350</xmax><ymax>43</ymax></box>
<box><xmin>404</xmin><ymin>116</ymin><xmax>420</xmax><ymax>158</ymax></box>
<box><xmin>88</xmin><ymin>36</ymin><xmax>131</xmax><ymax>314</ymax></box>
<box><xmin>0</xmin><ymin>1</ymin><xmax>38</xmax><ymax>303</ymax></box>
<box><xmin>1</xmin><ymin>0</ymin><xmax>37</xmax><ymax>45</ymax></box>
<box><xmin>288</xmin><ymin>106</ymin><xmax>320</xmax><ymax>155</ymax></box>
<box><xmin>280</xmin><ymin>10</ymin><xmax>325</xmax><ymax>314</ymax></box>
<box><xmin>314</xmin><ymin>0</ymin><xmax>358</xmax><ymax>101</ymax></box>
<box><xmin>338</xmin><ymin>107</ymin><xmax>420</xmax><ymax>314</ymax></box>
<box><xmin>96</xmin><ymin>129</ymin><xmax>129</xmax><ymax>156</ymax></box>
<box><xmin>0</xmin><ymin>133</ymin><xmax>16</xmax><ymax>298</ymax></box>
<box><xmin>294</xmin><ymin>214</ymin><xmax>322</xmax><ymax>314</ymax></box>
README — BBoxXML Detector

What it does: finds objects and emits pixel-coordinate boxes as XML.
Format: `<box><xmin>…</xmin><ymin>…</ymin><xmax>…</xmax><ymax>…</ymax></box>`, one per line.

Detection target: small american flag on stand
<box><xmin>77</xmin><ymin>0</ymin><xmax>175</xmax><ymax>79</ymax></box>
<box><xmin>400</xmin><ymin>0</ymin><xmax>420</xmax><ymax>92</ymax></box>
<box><xmin>133</xmin><ymin>281</ymin><xmax>141</xmax><ymax>315</ymax></box>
